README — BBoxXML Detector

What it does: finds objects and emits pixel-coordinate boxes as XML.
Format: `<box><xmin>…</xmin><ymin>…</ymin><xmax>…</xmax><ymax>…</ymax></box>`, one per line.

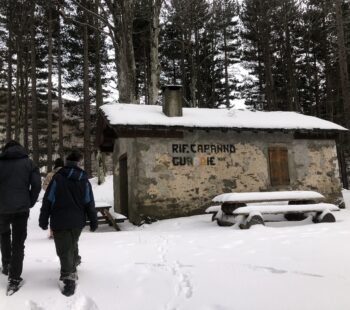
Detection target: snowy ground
<box><xmin>1</xmin><ymin>177</ymin><xmax>350</xmax><ymax>310</ymax></box>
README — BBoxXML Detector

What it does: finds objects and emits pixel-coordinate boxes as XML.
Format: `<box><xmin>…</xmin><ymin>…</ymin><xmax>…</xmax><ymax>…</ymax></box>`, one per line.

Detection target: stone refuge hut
<box><xmin>97</xmin><ymin>87</ymin><xmax>348</xmax><ymax>224</ymax></box>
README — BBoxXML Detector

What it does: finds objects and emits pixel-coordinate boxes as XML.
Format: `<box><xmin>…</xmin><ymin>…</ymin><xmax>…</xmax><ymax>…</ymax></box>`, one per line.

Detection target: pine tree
<box><xmin>213</xmin><ymin>0</ymin><xmax>241</xmax><ymax>107</ymax></box>
<box><xmin>160</xmin><ymin>0</ymin><xmax>215</xmax><ymax>107</ymax></box>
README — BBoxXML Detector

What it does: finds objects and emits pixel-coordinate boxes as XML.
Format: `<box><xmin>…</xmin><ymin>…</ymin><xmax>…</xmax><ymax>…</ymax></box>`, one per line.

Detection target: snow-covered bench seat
<box><xmin>207</xmin><ymin>191</ymin><xmax>339</xmax><ymax>229</ymax></box>
<box><xmin>213</xmin><ymin>190</ymin><xmax>325</xmax><ymax>204</ymax></box>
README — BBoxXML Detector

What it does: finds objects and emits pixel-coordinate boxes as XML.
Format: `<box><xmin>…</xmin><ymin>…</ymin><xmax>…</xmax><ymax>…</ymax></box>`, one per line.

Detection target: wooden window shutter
<box><xmin>268</xmin><ymin>147</ymin><xmax>290</xmax><ymax>186</ymax></box>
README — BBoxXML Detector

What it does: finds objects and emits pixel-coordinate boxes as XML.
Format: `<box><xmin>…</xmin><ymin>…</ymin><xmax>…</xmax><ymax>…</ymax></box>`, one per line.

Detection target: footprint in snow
<box><xmin>26</xmin><ymin>300</ymin><xmax>45</xmax><ymax>310</ymax></box>
<box><xmin>70</xmin><ymin>296</ymin><xmax>99</xmax><ymax>310</ymax></box>
<box><xmin>203</xmin><ymin>305</ymin><xmax>231</xmax><ymax>310</ymax></box>
<box><xmin>173</xmin><ymin>261</ymin><xmax>193</xmax><ymax>299</ymax></box>
<box><xmin>249</xmin><ymin>265</ymin><xmax>287</xmax><ymax>274</ymax></box>
<box><xmin>220</xmin><ymin>240</ymin><xmax>244</xmax><ymax>249</ymax></box>
<box><xmin>35</xmin><ymin>258</ymin><xmax>57</xmax><ymax>263</ymax></box>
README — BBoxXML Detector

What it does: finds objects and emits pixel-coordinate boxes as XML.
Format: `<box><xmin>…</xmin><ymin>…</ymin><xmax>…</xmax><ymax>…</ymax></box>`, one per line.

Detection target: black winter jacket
<box><xmin>39</xmin><ymin>163</ymin><xmax>98</xmax><ymax>231</ymax></box>
<box><xmin>0</xmin><ymin>145</ymin><xmax>41</xmax><ymax>214</ymax></box>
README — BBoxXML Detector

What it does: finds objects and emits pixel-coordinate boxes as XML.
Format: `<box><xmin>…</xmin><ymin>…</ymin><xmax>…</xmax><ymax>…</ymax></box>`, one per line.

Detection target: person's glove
<box><xmin>90</xmin><ymin>222</ymin><xmax>98</xmax><ymax>232</ymax></box>
<box><xmin>39</xmin><ymin>223</ymin><xmax>48</xmax><ymax>230</ymax></box>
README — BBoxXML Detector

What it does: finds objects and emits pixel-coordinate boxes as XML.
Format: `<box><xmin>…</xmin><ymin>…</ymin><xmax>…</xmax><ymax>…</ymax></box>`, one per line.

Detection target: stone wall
<box><xmin>113</xmin><ymin>130</ymin><xmax>342</xmax><ymax>223</ymax></box>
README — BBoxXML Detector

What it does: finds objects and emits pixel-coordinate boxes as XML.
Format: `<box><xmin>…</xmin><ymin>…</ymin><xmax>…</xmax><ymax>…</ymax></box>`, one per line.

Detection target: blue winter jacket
<box><xmin>39</xmin><ymin>162</ymin><xmax>98</xmax><ymax>231</ymax></box>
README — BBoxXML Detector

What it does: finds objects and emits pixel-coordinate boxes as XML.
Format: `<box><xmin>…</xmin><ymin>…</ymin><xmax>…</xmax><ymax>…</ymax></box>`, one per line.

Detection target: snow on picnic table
<box><xmin>212</xmin><ymin>190</ymin><xmax>325</xmax><ymax>203</ymax></box>
<box><xmin>1</xmin><ymin>178</ymin><xmax>350</xmax><ymax>310</ymax></box>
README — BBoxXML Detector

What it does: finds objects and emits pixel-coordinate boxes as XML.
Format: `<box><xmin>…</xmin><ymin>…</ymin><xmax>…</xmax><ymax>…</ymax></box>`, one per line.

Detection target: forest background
<box><xmin>0</xmin><ymin>0</ymin><xmax>350</xmax><ymax>183</ymax></box>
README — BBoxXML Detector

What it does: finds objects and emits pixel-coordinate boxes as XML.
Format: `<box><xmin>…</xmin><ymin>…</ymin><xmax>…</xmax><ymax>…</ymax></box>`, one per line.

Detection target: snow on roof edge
<box><xmin>100</xmin><ymin>103</ymin><xmax>348</xmax><ymax>132</ymax></box>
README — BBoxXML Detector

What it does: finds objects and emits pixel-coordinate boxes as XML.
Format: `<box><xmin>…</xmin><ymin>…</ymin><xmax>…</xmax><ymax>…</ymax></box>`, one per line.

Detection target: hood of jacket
<box><xmin>0</xmin><ymin>145</ymin><xmax>28</xmax><ymax>160</ymax></box>
<box><xmin>58</xmin><ymin>164</ymin><xmax>88</xmax><ymax>181</ymax></box>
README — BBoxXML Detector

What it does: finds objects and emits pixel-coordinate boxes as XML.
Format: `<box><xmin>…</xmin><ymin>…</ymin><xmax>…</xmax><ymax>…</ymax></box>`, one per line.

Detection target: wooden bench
<box><xmin>90</xmin><ymin>202</ymin><xmax>127</xmax><ymax>231</ymax></box>
<box><xmin>206</xmin><ymin>191</ymin><xmax>340</xmax><ymax>229</ymax></box>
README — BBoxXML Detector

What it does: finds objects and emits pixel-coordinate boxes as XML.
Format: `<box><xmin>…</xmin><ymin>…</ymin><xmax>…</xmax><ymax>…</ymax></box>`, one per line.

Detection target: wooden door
<box><xmin>119</xmin><ymin>154</ymin><xmax>129</xmax><ymax>217</ymax></box>
<box><xmin>268</xmin><ymin>147</ymin><xmax>290</xmax><ymax>186</ymax></box>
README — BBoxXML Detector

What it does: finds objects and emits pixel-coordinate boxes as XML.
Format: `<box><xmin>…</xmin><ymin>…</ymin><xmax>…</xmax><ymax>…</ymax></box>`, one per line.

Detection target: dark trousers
<box><xmin>53</xmin><ymin>228</ymin><xmax>82</xmax><ymax>281</ymax></box>
<box><xmin>0</xmin><ymin>211</ymin><xmax>29</xmax><ymax>280</ymax></box>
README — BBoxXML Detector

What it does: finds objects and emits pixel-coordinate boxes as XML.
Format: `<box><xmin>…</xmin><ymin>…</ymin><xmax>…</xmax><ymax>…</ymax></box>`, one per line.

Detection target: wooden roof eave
<box><xmin>108</xmin><ymin>124</ymin><xmax>346</xmax><ymax>138</ymax></box>
<box><xmin>96</xmin><ymin>111</ymin><xmax>118</xmax><ymax>152</ymax></box>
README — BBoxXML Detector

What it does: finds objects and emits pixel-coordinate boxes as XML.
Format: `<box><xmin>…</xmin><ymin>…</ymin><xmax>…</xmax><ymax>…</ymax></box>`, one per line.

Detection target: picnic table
<box><xmin>89</xmin><ymin>202</ymin><xmax>127</xmax><ymax>231</ymax></box>
<box><xmin>206</xmin><ymin>191</ymin><xmax>340</xmax><ymax>229</ymax></box>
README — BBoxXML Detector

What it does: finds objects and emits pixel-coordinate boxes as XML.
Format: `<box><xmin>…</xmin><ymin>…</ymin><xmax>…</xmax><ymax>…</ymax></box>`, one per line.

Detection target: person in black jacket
<box><xmin>0</xmin><ymin>140</ymin><xmax>41</xmax><ymax>295</ymax></box>
<box><xmin>39</xmin><ymin>150</ymin><xmax>98</xmax><ymax>296</ymax></box>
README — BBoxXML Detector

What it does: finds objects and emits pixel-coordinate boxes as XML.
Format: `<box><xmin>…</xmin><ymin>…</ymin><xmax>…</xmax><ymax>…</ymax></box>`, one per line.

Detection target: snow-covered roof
<box><xmin>100</xmin><ymin>103</ymin><xmax>347</xmax><ymax>132</ymax></box>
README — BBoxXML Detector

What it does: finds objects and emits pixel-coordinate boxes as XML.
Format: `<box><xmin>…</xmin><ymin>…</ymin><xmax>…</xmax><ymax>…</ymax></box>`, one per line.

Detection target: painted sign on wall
<box><xmin>171</xmin><ymin>143</ymin><xmax>235</xmax><ymax>166</ymax></box>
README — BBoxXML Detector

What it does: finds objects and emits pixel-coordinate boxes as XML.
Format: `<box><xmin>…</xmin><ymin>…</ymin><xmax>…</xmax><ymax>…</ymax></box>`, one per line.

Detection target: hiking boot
<box><xmin>6</xmin><ymin>277</ymin><xmax>23</xmax><ymax>296</ymax></box>
<box><xmin>59</xmin><ymin>271</ymin><xmax>78</xmax><ymax>282</ymax></box>
<box><xmin>2</xmin><ymin>265</ymin><xmax>9</xmax><ymax>276</ymax></box>
<box><xmin>62</xmin><ymin>279</ymin><xmax>76</xmax><ymax>297</ymax></box>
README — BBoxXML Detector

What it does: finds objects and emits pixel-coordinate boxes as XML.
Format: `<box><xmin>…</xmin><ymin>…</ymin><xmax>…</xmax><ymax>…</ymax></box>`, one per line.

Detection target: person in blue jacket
<box><xmin>39</xmin><ymin>150</ymin><xmax>98</xmax><ymax>296</ymax></box>
<box><xmin>0</xmin><ymin>140</ymin><xmax>41</xmax><ymax>295</ymax></box>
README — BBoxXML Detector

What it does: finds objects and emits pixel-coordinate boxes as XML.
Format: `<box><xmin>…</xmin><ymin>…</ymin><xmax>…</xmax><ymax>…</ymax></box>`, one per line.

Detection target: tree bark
<box><xmin>30</xmin><ymin>3</ymin><xmax>39</xmax><ymax>165</ymax></box>
<box><xmin>57</xmin><ymin>7</ymin><xmax>64</xmax><ymax>159</ymax></box>
<box><xmin>15</xmin><ymin>50</ymin><xmax>20</xmax><ymax>141</ymax></box>
<box><xmin>284</xmin><ymin>6</ymin><xmax>298</xmax><ymax>112</ymax></box>
<box><xmin>47</xmin><ymin>1</ymin><xmax>53</xmax><ymax>172</ymax></box>
<box><xmin>83</xmin><ymin>4</ymin><xmax>92</xmax><ymax>176</ymax></box>
<box><xmin>19</xmin><ymin>40</ymin><xmax>25</xmax><ymax>145</ymax></box>
<box><xmin>258</xmin><ymin>0</ymin><xmax>277</xmax><ymax>111</ymax></box>
<box><xmin>94</xmin><ymin>0</ymin><xmax>106</xmax><ymax>184</ymax></box>
<box><xmin>148</xmin><ymin>0</ymin><xmax>162</xmax><ymax>105</ymax></box>
<box><xmin>321</xmin><ymin>0</ymin><xmax>333</xmax><ymax>121</ymax></box>
<box><xmin>6</xmin><ymin>25</ymin><xmax>13</xmax><ymax>141</ymax></box>
<box><xmin>24</xmin><ymin>54</ymin><xmax>29</xmax><ymax>152</ymax></box>
<box><xmin>335</xmin><ymin>0</ymin><xmax>350</xmax><ymax>129</ymax></box>
<box><xmin>116</xmin><ymin>0</ymin><xmax>136</xmax><ymax>103</ymax></box>
<box><xmin>94</xmin><ymin>0</ymin><xmax>103</xmax><ymax>110</ymax></box>
<box><xmin>223</xmin><ymin>19</ymin><xmax>230</xmax><ymax>107</ymax></box>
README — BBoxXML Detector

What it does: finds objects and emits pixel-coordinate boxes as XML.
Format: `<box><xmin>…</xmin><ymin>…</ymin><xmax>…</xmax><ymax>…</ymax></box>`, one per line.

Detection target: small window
<box><xmin>268</xmin><ymin>147</ymin><xmax>290</xmax><ymax>186</ymax></box>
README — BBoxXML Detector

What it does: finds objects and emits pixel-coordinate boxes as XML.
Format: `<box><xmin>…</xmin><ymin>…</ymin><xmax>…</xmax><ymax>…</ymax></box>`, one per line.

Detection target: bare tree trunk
<box><xmin>95</xmin><ymin>0</ymin><xmax>103</xmax><ymax>110</ymax></box>
<box><xmin>57</xmin><ymin>10</ymin><xmax>64</xmax><ymax>159</ymax></box>
<box><xmin>30</xmin><ymin>3</ymin><xmax>39</xmax><ymax>165</ymax></box>
<box><xmin>115</xmin><ymin>0</ymin><xmax>136</xmax><ymax>103</ymax></box>
<box><xmin>321</xmin><ymin>0</ymin><xmax>333</xmax><ymax>121</ymax></box>
<box><xmin>94</xmin><ymin>0</ymin><xmax>106</xmax><ymax>184</ymax></box>
<box><xmin>6</xmin><ymin>26</ymin><xmax>13</xmax><ymax>141</ymax></box>
<box><xmin>15</xmin><ymin>53</ymin><xmax>20</xmax><ymax>141</ymax></box>
<box><xmin>313</xmin><ymin>52</ymin><xmax>320</xmax><ymax>117</ymax></box>
<box><xmin>259</xmin><ymin>0</ymin><xmax>276</xmax><ymax>111</ymax></box>
<box><xmin>19</xmin><ymin>43</ymin><xmax>25</xmax><ymax>145</ymax></box>
<box><xmin>335</xmin><ymin>0</ymin><xmax>350</xmax><ymax>129</ymax></box>
<box><xmin>148</xmin><ymin>0</ymin><xmax>162</xmax><ymax>105</ymax></box>
<box><xmin>83</xmin><ymin>6</ymin><xmax>91</xmax><ymax>176</ymax></box>
<box><xmin>144</xmin><ymin>52</ymin><xmax>149</xmax><ymax>105</ymax></box>
<box><xmin>47</xmin><ymin>1</ymin><xmax>53</xmax><ymax>172</ymax></box>
<box><xmin>262</xmin><ymin>36</ymin><xmax>276</xmax><ymax>111</ymax></box>
<box><xmin>223</xmin><ymin>24</ymin><xmax>230</xmax><ymax>107</ymax></box>
<box><xmin>78</xmin><ymin>0</ymin><xmax>136</xmax><ymax>104</ymax></box>
<box><xmin>24</xmin><ymin>55</ymin><xmax>29</xmax><ymax>152</ymax></box>
<box><xmin>284</xmin><ymin>12</ymin><xmax>298</xmax><ymax>112</ymax></box>
<box><xmin>180</xmin><ymin>38</ymin><xmax>186</xmax><ymax>100</ymax></box>
<box><xmin>257</xmin><ymin>44</ymin><xmax>264</xmax><ymax>110</ymax></box>
<box><xmin>190</xmin><ymin>53</ymin><xmax>197</xmax><ymax>107</ymax></box>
